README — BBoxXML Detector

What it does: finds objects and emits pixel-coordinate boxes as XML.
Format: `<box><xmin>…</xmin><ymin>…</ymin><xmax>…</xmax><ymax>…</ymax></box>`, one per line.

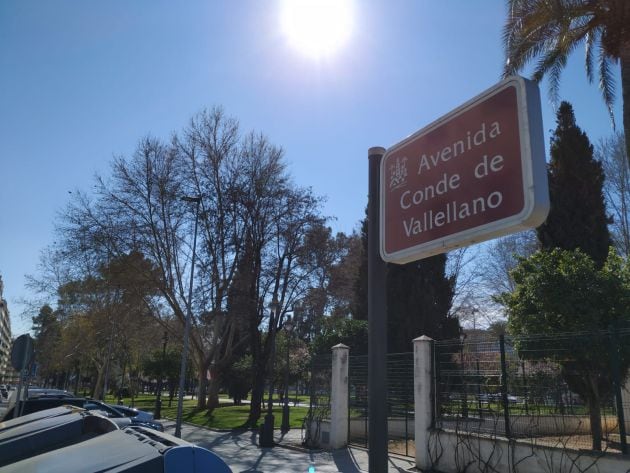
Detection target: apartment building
<box><xmin>0</xmin><ymin>276</ymin><xmax>13</xmax><ymax>383</ymax></box>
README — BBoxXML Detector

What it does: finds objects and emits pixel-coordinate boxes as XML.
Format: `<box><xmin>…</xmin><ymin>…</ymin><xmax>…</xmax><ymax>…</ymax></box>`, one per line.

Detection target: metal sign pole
<box><xmin>13</xmin><ymin>370</ymin><xmax>24</xmax><ymax>419</ymax></box>
<box><xmin>368</xmin><ymin>146</ymin><xmax>388</xmax><ymax>471</ymax></box>
<box><xmin>10</xmin><ymin>334</ymin><xmax>34</xmax><ymax>419</ymax></box>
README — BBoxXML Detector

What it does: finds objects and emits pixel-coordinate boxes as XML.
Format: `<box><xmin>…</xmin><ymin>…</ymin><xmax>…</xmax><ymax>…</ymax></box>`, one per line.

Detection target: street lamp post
<box><xmin>102</xmin><ymin>319</ymin><xmax>115</xmax><ymax>401</ymax></box>
<box><xmin>175</xmin><ymin>195</ymin><xmax>201</xmax><ymax>439</ymax></box>
<box><xmin>154</xmin><ymin>331</ymin><xmax>168</xmax><ymax>419</ymax></box>
<box><xmin>259</xmin><ymin>298</ymin><xmax>279</xmax><ymax>448</ymax></box>
<box><xmin>281</xmin><ymin>315</ymin><xmax>294</xmax><ymax>433</ymax></box>
<box><xmin>460</xmin><ymin>332</ymin><xmax>468</xmax><ymax>418</ymax></box>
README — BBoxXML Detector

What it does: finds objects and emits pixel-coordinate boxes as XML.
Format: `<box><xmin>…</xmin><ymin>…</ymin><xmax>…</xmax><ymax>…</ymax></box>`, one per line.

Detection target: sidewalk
<box><xmin>164</xmin><ymin>420</ymin><xmax>417</xmax><ymax>473</ymax></box>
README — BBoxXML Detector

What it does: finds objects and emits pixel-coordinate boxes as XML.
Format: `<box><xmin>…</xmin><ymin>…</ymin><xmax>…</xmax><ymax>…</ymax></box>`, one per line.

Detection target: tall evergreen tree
<box><xmin>353</xmin><ymin>213</ymin><xmax>458</xmax><ymax>352</ymax></box>
<box><xmin>387</xmin><ymin>255</ymin><xmax>458</xmax><ymax>353</ymax></box>
<box><xmin>353</xmin><ymin>215</ymin><xmax>369</xmax><ymax>321</ymax></box>
<box><xmin>31</xmin><ymin>304</ymin><xmax>61</xmax><ymax>385</ymax></box>
<box><xmin>537</xmin><ymin>102</ymin><xmax>612</xmax><ymax>267</ymax></box>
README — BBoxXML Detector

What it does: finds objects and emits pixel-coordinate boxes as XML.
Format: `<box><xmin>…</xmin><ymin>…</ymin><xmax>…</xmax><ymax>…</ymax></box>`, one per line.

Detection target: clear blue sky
<box><xmin>0</xmin><ymin>0</ymin><xmax>622</xmax><ymax>335</ymax></box>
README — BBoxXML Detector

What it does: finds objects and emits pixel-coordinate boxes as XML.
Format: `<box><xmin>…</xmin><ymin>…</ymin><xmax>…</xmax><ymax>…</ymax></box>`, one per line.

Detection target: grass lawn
<box><xmin>105</xmin><ymin>394</ymin><xmax>310</xmax><ymax>430</ymax></box>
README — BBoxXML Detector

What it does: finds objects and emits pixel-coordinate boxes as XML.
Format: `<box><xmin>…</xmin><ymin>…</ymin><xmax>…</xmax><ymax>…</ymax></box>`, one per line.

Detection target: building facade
<box><xmin>0</xmin><ymin>276</ymin><xmax>13</xmax><ymax>383</ymax></box>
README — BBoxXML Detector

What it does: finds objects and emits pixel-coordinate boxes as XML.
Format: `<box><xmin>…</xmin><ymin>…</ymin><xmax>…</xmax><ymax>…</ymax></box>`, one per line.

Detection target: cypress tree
<box><xmin>537</xmin><ymin>101</ymin><xmax>612</xmax><ymax>267</ymax></box>
<box><xmin>353</xmin><ymin>212</ymin><xmax>458</xmax><ymax>352</ymax></box>
<box><xmin>386</xmin><ymin>255</ymin><xmax>458</xmax><ymax>353</ymax></box>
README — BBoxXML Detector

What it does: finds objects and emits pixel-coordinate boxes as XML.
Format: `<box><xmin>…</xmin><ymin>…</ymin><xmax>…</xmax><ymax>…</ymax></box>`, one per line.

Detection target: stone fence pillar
<box><xmin>330</xmin><ymin>343</ymin><xmax>349</xmax><ymax>449</ymax></box>
<box><xmin>414</xmin><ymin>335</ymin><xmax>433</xmax><ymax>470</ymax></box>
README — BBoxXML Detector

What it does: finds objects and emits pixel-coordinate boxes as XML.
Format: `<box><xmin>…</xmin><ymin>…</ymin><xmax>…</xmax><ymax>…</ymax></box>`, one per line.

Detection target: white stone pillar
<box><xmin>622</xmin><ymin>375</ymin><xmax>630</xmax><ymax>434</ymax></box>
<box><xmin>329</xmin><ymin>343</ymin><xmax>349</xmax><ymax>449</ymax></box>
<box><xmin>414</xmin><ymin>335</ymin><xmax>433</xmax><ymax>470</ymax></box>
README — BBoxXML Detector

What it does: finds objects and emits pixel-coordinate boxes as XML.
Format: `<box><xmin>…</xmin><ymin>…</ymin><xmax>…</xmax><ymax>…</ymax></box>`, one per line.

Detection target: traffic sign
<box><xmin>11</xmin><ymin>334</ymin><xmax>34</xmax><ymax>371</ymax></box>
<box><xmin>380</xmin><ymin>76</ymin><xmax>549</xmax><ymax>263</ymax></box>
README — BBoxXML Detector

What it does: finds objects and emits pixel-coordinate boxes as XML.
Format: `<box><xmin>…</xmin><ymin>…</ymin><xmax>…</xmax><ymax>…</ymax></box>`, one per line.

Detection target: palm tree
<box><xmin>502</xmin><ymin>0</ymin><xmax>630</xmax><ymax>166</ymax></box>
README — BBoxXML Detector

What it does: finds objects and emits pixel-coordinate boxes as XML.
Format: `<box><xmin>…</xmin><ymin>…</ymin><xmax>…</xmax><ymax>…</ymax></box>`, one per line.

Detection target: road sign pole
<box><xmin>368</xmin><ymin>146</ymin><xmax>388</xmax><ymax>471</ymax></box>
<box><xmin>11</xmin><ymin>334</ymin><xmax>34</xmax><ymax>419</ymax></box>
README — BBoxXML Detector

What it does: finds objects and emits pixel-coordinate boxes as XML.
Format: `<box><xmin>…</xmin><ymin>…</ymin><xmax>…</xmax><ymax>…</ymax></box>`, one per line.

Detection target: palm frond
<box><xmin>585</xmin><ymin>29</ymin><xmax>596</xmax><ymax>83</ymax></box>
<box><xmin>598</xmin><ymin>43</ymin><xmax>617</xmax><ymax>129</ymax></box>
<box><xmin>503</xmin><ymin>0</ymin><xmax>599</xmax><ymax>77</ymax></box>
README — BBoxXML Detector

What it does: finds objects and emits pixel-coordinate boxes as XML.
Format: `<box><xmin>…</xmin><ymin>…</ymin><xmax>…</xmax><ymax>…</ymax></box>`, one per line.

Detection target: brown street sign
<box><xmin>380</xmin><ymin>76</ymin><xmax>549</xmax><ymax>264</ymax></box>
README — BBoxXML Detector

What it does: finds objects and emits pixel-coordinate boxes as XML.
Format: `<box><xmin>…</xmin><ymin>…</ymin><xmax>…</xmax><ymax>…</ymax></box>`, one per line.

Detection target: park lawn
<box><xmin>105</xmin><ymin>394</ymin><xmax>309</xmax><ymax>430</ymax></box>
<box><xmin>162</xmin><ymin>403</ymin><xmax>309</xmax><ymax>430</ymax></box>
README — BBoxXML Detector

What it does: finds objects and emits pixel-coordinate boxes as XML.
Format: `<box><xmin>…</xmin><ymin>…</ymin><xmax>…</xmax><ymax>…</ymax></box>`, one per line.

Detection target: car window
<box><xmin>113</xmin><ymin>406</ymin><xmax>135</xmax><ymax>417</ymax></box>
<box><xmin>85</xmin><ymin>402</ymin><xmax>120</xmax><ymax>416</ymax></box>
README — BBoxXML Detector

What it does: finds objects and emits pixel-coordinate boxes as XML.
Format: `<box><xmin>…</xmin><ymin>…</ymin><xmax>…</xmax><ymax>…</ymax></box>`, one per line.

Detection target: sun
<box><xmin>280</xmin><ymin>0</ymin><xmax>354</xmax><ymax>59</ymax></box>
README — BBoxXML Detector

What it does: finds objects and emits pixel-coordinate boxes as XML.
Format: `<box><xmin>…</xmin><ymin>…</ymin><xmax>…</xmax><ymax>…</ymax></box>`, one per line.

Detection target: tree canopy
<box><xmin>502</xmin><ymin>0</ymin><xmax>630</xmax><ymax>167</ymax></box>
<box><xmin>354</xmin><ymin>213</ymin><xmax>459</xmax><ymax>351</ymax></box>
<box><xmin>36</xmin><ymin>106</ymin><xmax>350</xmax><ymax>424</ymax></box>
<box><xmin>499</xmin><ymin>248</ymin><xmax>630</xmax><ymax>450</ymax></box>
<box><xmin>537</xmin><ymin>101</ymin><xmax>612</xmax><ymax>267</ymax></box>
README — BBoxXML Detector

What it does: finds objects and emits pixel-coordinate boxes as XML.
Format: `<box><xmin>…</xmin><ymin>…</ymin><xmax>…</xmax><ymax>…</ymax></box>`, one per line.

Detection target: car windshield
<box><xmin>27</xmin><ymin>389</ymin><xmax>73</xmax><ymax>398</ymax></box>
<box><xmin>84</xmin><ymin>402</ymin><xmax>123</xmax><ymax>417</ymax></box>
<box><xmin>110</xmin><ymin>405</ymin><xmax>137</xmax><ymax>417</ymax></box>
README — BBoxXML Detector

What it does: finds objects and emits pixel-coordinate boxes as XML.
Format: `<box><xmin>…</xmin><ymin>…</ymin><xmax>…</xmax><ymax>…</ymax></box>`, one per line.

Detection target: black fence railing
<box><xmin>302</xmin><ymin>353</ymin><xmax>331</xmax><ymax>447</ymax></box>
<box><xmin>348</xmin><ymin>354</ymin><xmax>368</xmax><ymax>448</ymax></box>
<box><xmin>435</xmin><ymin>330</ymin><xmax>630</xmax><ymax>453</ymax></box>
<box><xmin>347</xmin><ymin>352</ymin><xmax>414</xmax><ymax>457</ymax></box>
<box><xmin>386</xmin><ymin>352</ymin><xmax>414</xmax><ymax>457</ymax></box>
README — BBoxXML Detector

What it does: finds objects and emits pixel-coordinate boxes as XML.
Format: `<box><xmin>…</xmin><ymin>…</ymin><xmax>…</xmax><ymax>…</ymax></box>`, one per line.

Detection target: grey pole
<box><xmin>368</xmin><ymin>146</ymin><xmax>388</xmax><ymax>472</ymax></box>
<box><xmin>281</xmin><ymin>316</ymin><xmax>294</xmax><ymax>433</ymax></box>
<box><xmin>102</xmin><ymin>320</ymin><xmax>115</xmax><ymax>401</ymax></box>
<box><xmin>175</xmin><ymin>195</ymin><xmax>201</xmax><ymax>438</ymax></box>
<box><xmin>154</xmin><ymin>331</ymin><xmax>168</xmax><ymax>419</ymax></box>
<box><xmin>259</xmin><ymin>298</ymin><xmax>279</xmax><ymax>447</ymax></box>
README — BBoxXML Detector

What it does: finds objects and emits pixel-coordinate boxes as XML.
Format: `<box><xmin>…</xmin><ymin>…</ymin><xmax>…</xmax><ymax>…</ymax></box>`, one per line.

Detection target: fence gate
<box><xmin>347</xmin><ymin>352</ymin><xmax>415</xmax><ymax>457</ymax></box>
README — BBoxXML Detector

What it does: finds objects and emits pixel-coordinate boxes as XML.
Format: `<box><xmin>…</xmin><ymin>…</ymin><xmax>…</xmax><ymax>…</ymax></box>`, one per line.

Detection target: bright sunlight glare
<box><xmin>280</xmin><ymin>0</ymin><xmax>354</xmax><ymax>59</ymax></box>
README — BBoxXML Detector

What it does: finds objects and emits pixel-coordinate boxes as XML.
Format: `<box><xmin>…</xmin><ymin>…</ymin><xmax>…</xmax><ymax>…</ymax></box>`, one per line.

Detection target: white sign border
<box><xmin>380</xmin><ymin>76</ymin><xmax>549</xmax><ymax>264</ymax></box>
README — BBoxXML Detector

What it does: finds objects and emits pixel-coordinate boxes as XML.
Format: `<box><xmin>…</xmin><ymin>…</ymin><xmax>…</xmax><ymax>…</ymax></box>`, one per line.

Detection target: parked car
<box><xmin>109</xmin><ymin>403</ymin><xmax>155</xmax><ymax>423</ymax></box>
<box><xmin>0</xmin><ymin>406</ymin><xmax>232</xmax><ymax>472</ymax></box>
<box><xmin>1</xmin><ymin>396</ymin><xmax>86</xmax><ymax>420</ymax></box>
<box><xmin>83</xmin><ymin>400</ymin><xmax>164</xmax><ymax>432</ymax></box>
<box><xmin>27</xmin><ymin>388</ymin><xmax>75</xmax><ymax>399</ymax></box>
<box><xmin>477</xmin><ymin>393</ymin><xmax>519</xmax><ymax>404</ymax></box>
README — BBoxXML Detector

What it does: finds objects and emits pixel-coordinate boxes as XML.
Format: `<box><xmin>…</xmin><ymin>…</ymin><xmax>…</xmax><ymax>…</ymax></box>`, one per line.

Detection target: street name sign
<box><xmin>11</xmin><ymin>334</ymin><xmax>34</xmax><ymax>371</ymax></box>
<box><xmin>380</xmin><ymin>76</ymin><xmax>549</xmax><ymax>264</ymax></box>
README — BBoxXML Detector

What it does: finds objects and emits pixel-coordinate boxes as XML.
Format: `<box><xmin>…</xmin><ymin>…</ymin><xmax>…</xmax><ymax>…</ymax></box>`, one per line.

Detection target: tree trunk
<box><xmin>73</xmin><ymin>366</ymin><xmax>80</xmax><ymax>394</ymax></box>
<box><xmin>246</xmin><ymin>356</ymin><xmax>268</xmax><ymax>427</ymax></box>
<box><xmin>196</xmin><ymin>364</ymin><xmax>208</xmax><ymax>409</ymax></box>
<box><xmin>168</xmin><ymin>382</ymin><xmax>175</xmax><ymax>407</ymax></box>
<box><xmin>206</xmin><ymin>378</ymin><xmax>221</xmax><ymax>412</ymax></box>
<box><xmin>587</xmin><ymin>373</ymin><xmax>603</xmax><ymax>451</ymax></box>
<box><xmin>621</xmin><ymin>41</ymin><xmax>630</xmax><ymax>169</ymax></box>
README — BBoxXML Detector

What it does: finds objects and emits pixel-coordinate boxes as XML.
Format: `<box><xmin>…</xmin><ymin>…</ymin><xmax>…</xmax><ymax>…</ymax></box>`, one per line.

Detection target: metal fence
<box><xmin>302</xmin><ymin>353</ymin><xmax>331</xmax><ymax>446</ymax></box>
<box><xmin>435</xmin><ymin>330</ymin><xmax>630</xmax><ymax>453</ymax></box>
<box><xmin>385</xmin><ymin>352</ymin><xmax>415</xmax><ymax>457</ymax></box>
<box><xmin>347</xmin><ymin>352</ymin><xmax>415</xmax><ymax>457</ymax></box>
<box><xmin>348</xmin><ymin>354</ymin><xmax>368</xmax><ymax>448</ymax></box>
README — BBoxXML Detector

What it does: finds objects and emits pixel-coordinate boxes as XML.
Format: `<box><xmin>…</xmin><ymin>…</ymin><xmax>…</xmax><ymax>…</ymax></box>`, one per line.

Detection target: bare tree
<box><xmin>447</xmin><ymin>247</ymin><xmax>484</xmax><ymax>323</ymax></box>
<box><xmin>462</xmin><ymin>231</ymin><xmax>539</xmax><ymax>328</ymax></box>
<box><xmin>597</xmin><ymin>133</ymin><xmax>630</xmax><ymax>258</ymax></box>
<box><xmin>35</xmin><ymin>107</ymin><xmax>331</xmax><ymax>417</ymax></box>
<box><xmin>235</xmin><ymin>132</ymin><xmax>327</xmax><ymax>424</ymax></box>
<box><xmin>481</xmin><ymin>231</ymin><xmax>538</xmax><ymax>295</ymax></box>
<box><xmin>173</xmin><ymin>108</ymin><xmax>249</xmax><ymax>408</ymax></box>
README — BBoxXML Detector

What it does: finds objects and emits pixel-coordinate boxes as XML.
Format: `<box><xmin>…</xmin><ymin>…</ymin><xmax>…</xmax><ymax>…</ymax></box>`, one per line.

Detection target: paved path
<box><xmin>163</xmin><ymin>420</ymin><xmax>417</xmax><ymax>473</ymax></box>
